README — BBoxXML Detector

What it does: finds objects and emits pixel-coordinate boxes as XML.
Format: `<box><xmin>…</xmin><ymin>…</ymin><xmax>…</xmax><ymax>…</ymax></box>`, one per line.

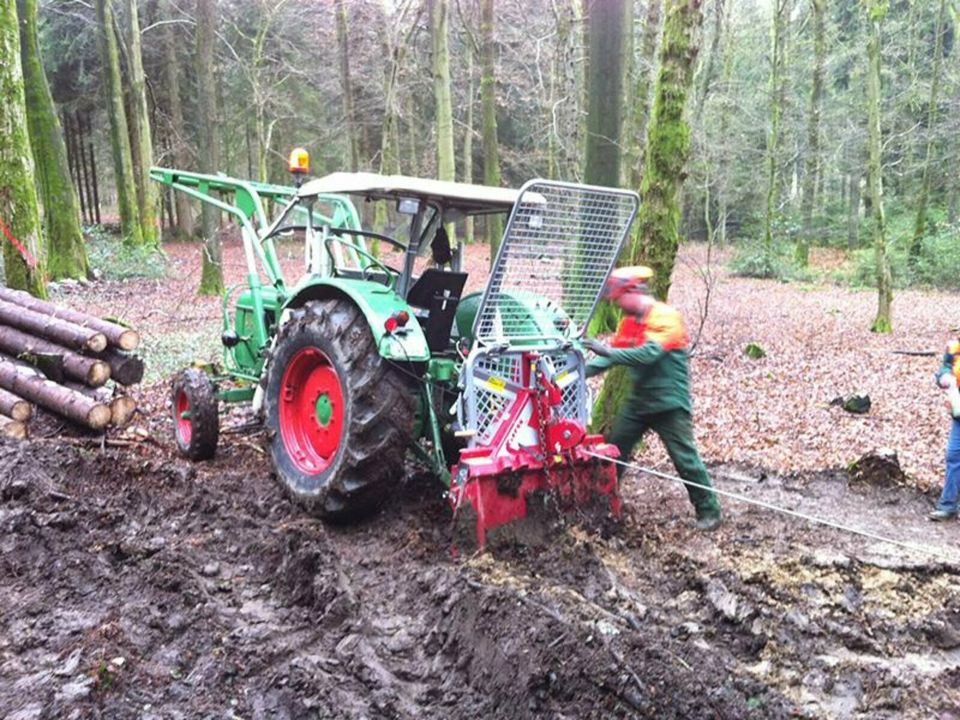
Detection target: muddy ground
<box><xmin>3</xmin><ymin>240</ymin><xmax>960</xmax><ymax>718</ymax></box>
<box><xmin>2</xmin><ymin>421</ymin><xmax>960</xmax><ymax>719</ymax></box>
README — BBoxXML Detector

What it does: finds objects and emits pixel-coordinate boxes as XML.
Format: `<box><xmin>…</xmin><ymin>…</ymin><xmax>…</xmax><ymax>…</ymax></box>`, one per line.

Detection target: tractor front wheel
<box><xmin>264</xmin><ymin>299</ymin><xmax>416</xmax><ymax>520</ymax></box>
<box><xmin>171</xmin><ymin>369</ymin><xmax>220</xmax><ymax>460</ymax></box>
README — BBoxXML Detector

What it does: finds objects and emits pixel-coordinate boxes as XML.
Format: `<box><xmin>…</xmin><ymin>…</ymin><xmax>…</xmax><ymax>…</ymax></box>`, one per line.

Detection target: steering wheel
<box><xmin>323</xmin><ymin>230</ymin><xmax>405</xmax><ymax>285</ymax></box>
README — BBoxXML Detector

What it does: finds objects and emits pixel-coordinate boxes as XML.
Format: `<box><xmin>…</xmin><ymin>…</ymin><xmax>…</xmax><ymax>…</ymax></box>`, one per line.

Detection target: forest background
<box><xmin>1</xmin><ymin>0</ymin><xmax>959</xmax><ymax>340</ymax></box>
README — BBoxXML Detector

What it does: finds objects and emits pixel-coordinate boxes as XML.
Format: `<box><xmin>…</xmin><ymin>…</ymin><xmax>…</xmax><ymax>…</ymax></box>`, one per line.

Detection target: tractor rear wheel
<box><xmin>171</xmin><ymin>368</ymin><xmax>219</xmax><ymax>460</ymax></box>
<box><xmin>264</xmin><ymin>298</ymin><xmax>417</xmax><ymax>520</ymax></box>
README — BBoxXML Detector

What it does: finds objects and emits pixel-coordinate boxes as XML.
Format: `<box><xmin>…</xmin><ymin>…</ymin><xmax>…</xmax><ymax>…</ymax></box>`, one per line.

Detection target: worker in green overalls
<box><xmin>584</xmin><ymin>266</ymin><xmax>723</xmax><ymax>531</ymax></box>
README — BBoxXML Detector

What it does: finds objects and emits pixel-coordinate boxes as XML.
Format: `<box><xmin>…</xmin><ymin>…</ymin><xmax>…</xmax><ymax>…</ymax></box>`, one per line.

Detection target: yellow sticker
<box><xmin>555</xmin><ymin>370</ymin><xmax>570</xmax><ymax>384</ymax></box>
<box><xmin>485</xmin><ymin>376</ymin><xmax>507</xmax><ymax>391</ymax></box>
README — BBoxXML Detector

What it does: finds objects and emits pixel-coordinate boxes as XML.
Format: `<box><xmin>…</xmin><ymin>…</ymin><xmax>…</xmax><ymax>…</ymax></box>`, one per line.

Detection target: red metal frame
<box><xmin>449</xmin><ymin>352</ymin><xmax>620</xmax><ymax>547</ymax></box>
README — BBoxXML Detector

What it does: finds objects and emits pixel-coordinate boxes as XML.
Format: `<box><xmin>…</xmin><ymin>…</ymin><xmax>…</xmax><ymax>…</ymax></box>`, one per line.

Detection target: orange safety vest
<box><xmin>611</xmin><ymin>302</ymin><xmax>689</xmax><ymax>352</ymax></box>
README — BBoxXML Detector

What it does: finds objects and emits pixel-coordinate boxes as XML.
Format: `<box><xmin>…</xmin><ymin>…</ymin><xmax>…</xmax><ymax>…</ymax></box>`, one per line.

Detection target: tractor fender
<box><xmin>280</xmin><ymin>278</ymin><xmax>431</xmax><ymax>362</ymax></box>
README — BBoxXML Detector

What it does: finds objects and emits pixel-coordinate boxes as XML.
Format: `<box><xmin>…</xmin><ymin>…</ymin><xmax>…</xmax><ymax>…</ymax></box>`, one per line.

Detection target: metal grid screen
<box><xmin>473</xmin><ymin>181</ymin><xmax>638</xmax><ymax>346</ymax></box>
<box><xmin>462</xmin><ymin>349</ymin><xmax>588</xmax><ymax>449</ymax></box>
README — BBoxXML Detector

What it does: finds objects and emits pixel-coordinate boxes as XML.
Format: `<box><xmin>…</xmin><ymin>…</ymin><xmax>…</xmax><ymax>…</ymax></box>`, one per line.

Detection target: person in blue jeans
<box><xmin>930</xmin><ymin>338</ymin><xmax>960</xmax><ymax>521</ymax></box>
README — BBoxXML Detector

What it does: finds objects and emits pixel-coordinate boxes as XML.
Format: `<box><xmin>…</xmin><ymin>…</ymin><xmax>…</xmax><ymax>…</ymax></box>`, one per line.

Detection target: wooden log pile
<box><xmin>0</xmin><ymin>287</ymin><xmax>144</xmax><ymax>437</ymax></box>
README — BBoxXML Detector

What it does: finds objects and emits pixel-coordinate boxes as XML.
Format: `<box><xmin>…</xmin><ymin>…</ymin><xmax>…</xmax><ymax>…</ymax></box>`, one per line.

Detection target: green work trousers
<box><xmin>607</xmin><ymin>406</ymin><xmax>721</xmax><ymax>518</ymax></box>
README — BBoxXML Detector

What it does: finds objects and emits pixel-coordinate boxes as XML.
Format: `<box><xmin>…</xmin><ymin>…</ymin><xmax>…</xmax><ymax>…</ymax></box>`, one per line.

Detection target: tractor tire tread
<box><xmin>265</xmin><ymin>299</ymin><xmax>417</xmax><ymax>520</ymax></box>
<box><xmin>171</xmin><ymin>368</ymin><xmax>219</xmax><ymax>461</ymax></box>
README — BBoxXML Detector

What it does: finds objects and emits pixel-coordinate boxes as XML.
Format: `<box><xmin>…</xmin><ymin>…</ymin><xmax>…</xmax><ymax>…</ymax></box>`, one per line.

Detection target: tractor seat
<box><xmin>406</xmin><ymin>268</ymin><xmax>468</xmax><ymax>353</ymax></box>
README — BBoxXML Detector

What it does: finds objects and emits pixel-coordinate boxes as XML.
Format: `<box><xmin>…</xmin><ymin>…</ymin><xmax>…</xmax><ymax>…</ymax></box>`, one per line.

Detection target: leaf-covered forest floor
<box><xmin>72</xmin><ymin>236</ymin><xmax>958</xmax><ymax>491</ymax></box>
<box><xmin>2</xmin><ymin>236</ymin><xmax>959</xmax><ymax>719</ymax></box>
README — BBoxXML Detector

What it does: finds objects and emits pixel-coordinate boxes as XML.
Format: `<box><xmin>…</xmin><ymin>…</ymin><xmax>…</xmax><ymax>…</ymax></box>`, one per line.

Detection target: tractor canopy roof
<box><xmin>298</xmin><ymin>172</ymin><xmax>538</xmax><ymax>218</ymax></box>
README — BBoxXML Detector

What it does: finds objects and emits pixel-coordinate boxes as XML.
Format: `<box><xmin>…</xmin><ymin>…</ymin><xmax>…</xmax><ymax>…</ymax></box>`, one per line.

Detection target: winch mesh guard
<box><xmin>472</xmin><ymin>180</ymin><xmax>639</xmax><ymax>348</ymax></box>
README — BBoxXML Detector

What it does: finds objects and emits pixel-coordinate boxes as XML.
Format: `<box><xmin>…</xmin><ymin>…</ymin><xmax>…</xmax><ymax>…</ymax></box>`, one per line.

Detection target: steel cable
<box><xmin>584</xmin><ymin>450</ymin><xmax>960</xmax><ymax>563</ymax></box>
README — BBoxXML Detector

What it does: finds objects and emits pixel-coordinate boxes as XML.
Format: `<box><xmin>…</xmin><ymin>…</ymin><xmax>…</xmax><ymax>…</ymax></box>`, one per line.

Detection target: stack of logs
<box><xmin>0</xmin><ymin>287</ymin><xmax>144</xmax><ymax>438</ymax></box>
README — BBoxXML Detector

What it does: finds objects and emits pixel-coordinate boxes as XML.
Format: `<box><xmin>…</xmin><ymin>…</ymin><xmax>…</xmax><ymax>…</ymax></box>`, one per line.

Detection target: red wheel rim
<box><xmin>175</xmin><ymin>389</ymin><xmax>192</xmax><ymax>445</ymax></box>
<box><xmin>279</xmin><ymin>347</ymin><xmax>345</xmax><ymax>475</ymax></box>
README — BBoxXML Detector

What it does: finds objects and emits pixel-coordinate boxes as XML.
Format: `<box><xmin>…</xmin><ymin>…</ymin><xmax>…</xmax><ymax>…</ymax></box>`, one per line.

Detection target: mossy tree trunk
<box><xmin>864</xmin><ymin>0</ymin><xmax>892</xmax><ymax>333</ymax></box>
<box><xmin>162</xmin><ymin>0</ymin><xmax>194</xmax><ymax>239</ymax></box>
<box><xmin>0</xmin><ymin>0</ymin><xmax>45</xmax><ymax>297</ymax></box>
<box><xmin>796</xmin><ymin>0</ymin><xmax>825</xmax><ymax>267</ymax></box>
<box><xmin>196</xmin><ymin>0</ymin><xmax>223</xmax><ymax>295</ymax></box>
<box><xmin>95</xmin><ymin>0</ymin><xmax>143</xmax><ymax>247</ymax></box>
<box><xmin>16</xmin><ymin>0</ymin><xmax>87</xmax><ymax>281</ymax></box>
<box><xmin>124</xmin><ymin>0</ymin><xmax>158</xmax><ymax>246</ymax></box>
<box><xmin>430</xmin><ymin>0</ymin><xmax>455</xmax><ymax>184</ymax></box>
<box><xmin>335</xmin><ymin>0</ymin><xmax>359</xmax><ymax>172</ymax></box>
<box><xmin>592</xmin><ymin>0</ymin><xmax>704</xmax><ymax>434</ymax></box>
<box><xmin>762</xmin><ymin>0</ymin><xmax>790</xmax><ymax>252</ymax></box>
<box><xmin>630</xmin><ymin>0</ymin><xmax>703</xmax><ymax>300</ymax></box>
<box><xmin>462</xmin><ymin>34</ymin><xmax>475</xmax><ymax>245</ymax></box>
<box><xmin>624</xmin><ymin>0</ymin><xmax>663</xmax><ymax>188</ymax></box>
<box><xmin>480</xmin><ymin>0</ymin><xmax>503</xmax><ymax>263</ymax></box>
<box><xmin>847</xmin><ymin>171</ymin><xmax>861</xmax><ymax>250</ymax></box>
<box><xmin>908</xmin><ymin>0</ymin><xmax>947</xmax><ymax>266</ymax></box>
<box><xmin>692</xmin><ymin>0</ymin><xmax>721</xmax><ymax>125</ymax></box>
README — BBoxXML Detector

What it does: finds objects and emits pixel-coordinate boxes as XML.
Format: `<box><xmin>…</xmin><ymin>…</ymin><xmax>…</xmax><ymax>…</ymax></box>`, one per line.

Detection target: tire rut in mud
<box><xmin>2</xmin><ymin>437</ymin><xmax>956</xmax><ymax>718</ymax></box>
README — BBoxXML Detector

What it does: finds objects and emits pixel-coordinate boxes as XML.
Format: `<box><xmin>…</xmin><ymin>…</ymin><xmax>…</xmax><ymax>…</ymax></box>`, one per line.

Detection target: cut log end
<box><xmin>110</xmin><ymin>395</ymin><xmax>137</xmax><ymax>427</ymax></box>
<box><xmin>86</xmin><ymin>332</ymin><xmax>108</xmax><ymax>354</ymax></box>
<box><xmin>88</xmin><ymin>405</ymin><xmax>112</xmax><ymax>430</ymax></box>
<box><xmin>117</xmin><ymin>329</ymin><xmax>140</xmax><ymax>352</ymax></box>
<box><xmin>87</xmin><ymin>361</ymin><xmax>111</xmax><ymax>388</ymax></box>
<box><xmin>0</xmin><ymin>417</ymin><xmax>28</xmax><ymax>440</ymax></box>
<box><xmin>8</xmin><ymin>399</ymin><xmax>32</xmax><ymax>422</ymax></box>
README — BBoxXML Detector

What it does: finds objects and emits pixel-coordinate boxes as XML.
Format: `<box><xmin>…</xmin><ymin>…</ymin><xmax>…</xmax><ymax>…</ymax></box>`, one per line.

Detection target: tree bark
<box><xmin>631</xmin><ymin>0</ymin><xmax>704</xmax><ymax>299</ymax></box>
<box><xmin>64</xmin><ymin>381</ymin><xmax>136</xmax><ymax>426</ymax></box>
<box><xmin>462</xmin><ymin>33</ymin><xmax>475</xmax><ymax>246</ymax></box>
<box><xmin>624</xmin><ymin>0</ymin><xmax>661</xmax><ymax>191</ymax></box>
<box><xmin>693</xmin><ymin>0</ymin><xmax>722</xmax><ymax>125</ymax></box>
<box><xmin>62</xmin><ymin>112</ymin><xmax>85</xmax><ymax>223</ymax></box>
<box><xmin>375</xmin><ymin>0</ymin><xmax>419</xmax><ymax>233</ymax></box>
<box><xmin>480</xmin><ymin>0</ymin><xmax>503</xmax><ymax>260</ymax></box>
<box><xmin>95</xmin><ymin>0</ymin><xmax>143</xmax><ymax>246</ymax></box>
<box><xmin>796</xmin><ymin>0</ymin><xmax>824</xmax><ymax>267</ymax></box>
<box><xmin>0</xmin><ymin>287</ymin><xmax>140</xmax><ymax>350</ymax></box>
<box><xmin>0</xmin><ymin>326</ymin><xmax>110</xmax><ymax>387</ymax></box>
<box><xmin>0</xmin><ymin>359</ymin><xmax>110</xmax><ymax>429</ymax></box>
<box><xmin>124</xmin><ymin>0</ymin><xmax>159</xmax><ymax>246</ymax></box>
<box><xmin>762</xmin><ymin>0</ymin><xmax>790</xmax><ymax>251</ymax></box>
<box><xmin>335</xmin><ymin>0</ymin><xmax>359</xmax><ymax>172</ymax></box>
<box><xmin>0</xmin><ymin>298</ymin><xmax>106</xmax><ymax>352</ymax></box>
<box><xmin>196</xmin><ymin>0</ymin><xmax>224</xmax><ymax>295</ymax></box>
<box><xmin>0</xmin><ymin>386</ymin><xmax>32</xmax><ymax>421</ymax></box>
<box><xmin>847</xmin><ymin>172</ymin><xmax>861</xmax><ymax>250</ymax></box>
<box><xmin>908</xmin><ymin>0</ymin><xmax>948</xmax><ymax>265</ymax></box>
<box><xmin>864</xmin><ymin>0</ymin><xmax>892</xmax><ymax>333</ymax></box>
<box><xmin>93</xmin><ymin>347</ymin><xmax>144</xmax><ymax>386</ymax></box>
<box><xmin>16</xmin><ymin>0</ymin><xmax>89</xmax><ymax>282</ymax></box>
<box><xmin>87</xmin><ymin>116</ymin><xmax>102</xmax><ymax>224</ymax></box>
<box><xmin>583</xmin><ymin>0</ymin><xmax>629</xmax><ymax>189</ymax></box>
<box><xmin>78</xmin><ymin>112</ymin><xmax>97</xmax><ymax>225</ymax></box>
<box><xmin>0</xmin><ymin>0</ymin><xmax>46</xmax><ymax>298</ymax></box>
<box><xmin>430</xmin><ymin>0</ymin><xmax>456</xmax><ymax>185</ymax></box>
<box><xmin>593</xmin><ymin>0</ymin><xmax>704</xmax><ymax>434</ymax></box>
<box><xmin>162</xmin><ymin>0</ymin><xmax>194</xmax><ymax>238</ymax></box>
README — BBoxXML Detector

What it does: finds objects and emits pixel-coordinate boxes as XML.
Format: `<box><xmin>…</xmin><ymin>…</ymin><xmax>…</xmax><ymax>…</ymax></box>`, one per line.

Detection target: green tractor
<box><xmin>151</xmin><ymin>154</ymin><xmax>638</xmax><ymax>544</ymax></box>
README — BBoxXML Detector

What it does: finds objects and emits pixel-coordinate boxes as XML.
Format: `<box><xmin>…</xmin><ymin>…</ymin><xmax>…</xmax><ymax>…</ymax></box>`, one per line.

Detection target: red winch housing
<box><xmin>448</xmin><ymin>352</ymin><xmax>621</xmax><ymax>547</ymax></box>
